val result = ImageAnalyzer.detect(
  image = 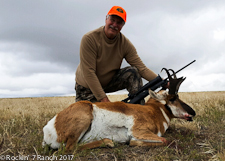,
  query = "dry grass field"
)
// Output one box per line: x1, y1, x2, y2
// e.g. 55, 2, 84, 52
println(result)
0, 91, 224, 161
